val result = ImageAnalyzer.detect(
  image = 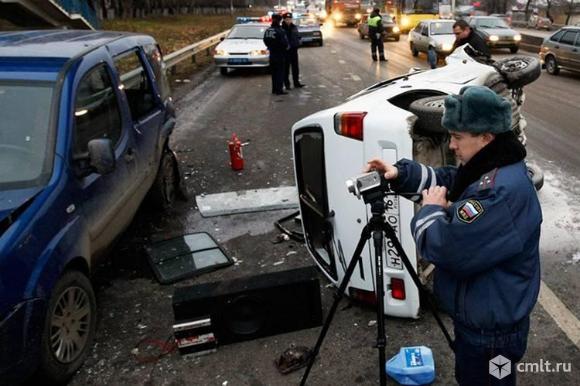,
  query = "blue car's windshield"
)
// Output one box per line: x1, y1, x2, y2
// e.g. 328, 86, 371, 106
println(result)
0, 81, 54, 189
